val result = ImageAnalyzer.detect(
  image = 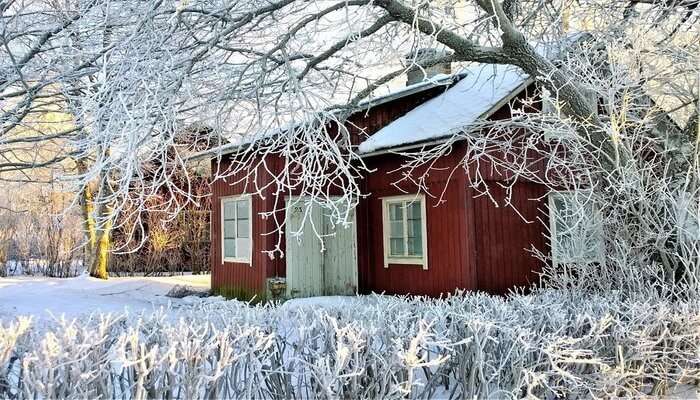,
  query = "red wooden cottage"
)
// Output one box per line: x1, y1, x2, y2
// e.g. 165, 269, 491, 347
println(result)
206, 62, 553, 299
